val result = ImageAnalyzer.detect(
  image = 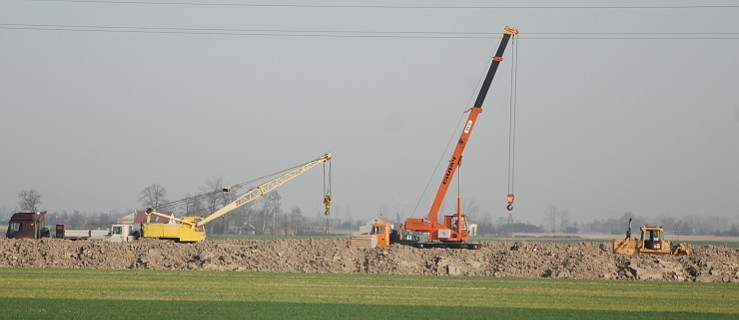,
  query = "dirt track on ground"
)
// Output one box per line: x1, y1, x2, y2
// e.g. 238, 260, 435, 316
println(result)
1, 238, 737, 282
